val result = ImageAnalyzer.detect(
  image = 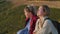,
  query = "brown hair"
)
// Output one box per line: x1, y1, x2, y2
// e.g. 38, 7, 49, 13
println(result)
41, 5, 50, 16
24, 5, 37, 16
